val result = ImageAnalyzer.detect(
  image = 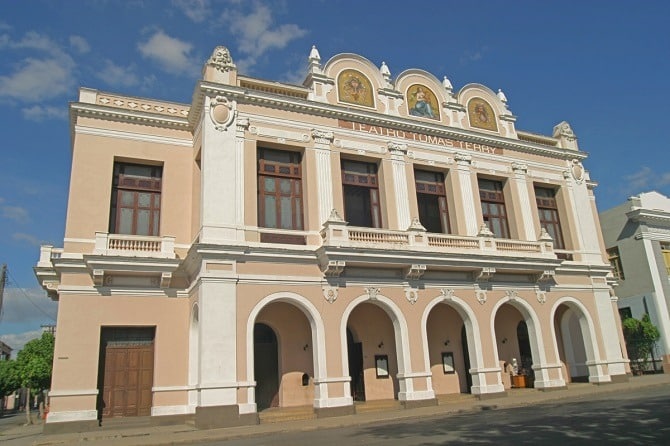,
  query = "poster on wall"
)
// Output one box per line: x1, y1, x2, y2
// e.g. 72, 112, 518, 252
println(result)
375, 355, 389, 378
442, 352, 455, 374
